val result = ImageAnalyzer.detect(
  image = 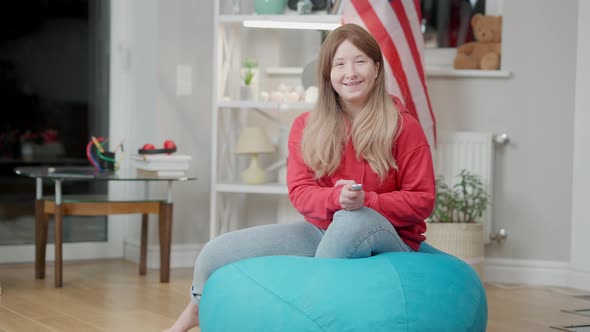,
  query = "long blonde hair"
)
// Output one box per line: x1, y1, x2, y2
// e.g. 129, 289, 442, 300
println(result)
301, 24, 401, 181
